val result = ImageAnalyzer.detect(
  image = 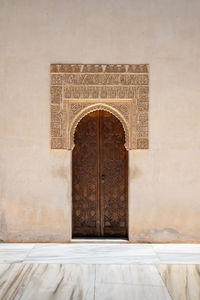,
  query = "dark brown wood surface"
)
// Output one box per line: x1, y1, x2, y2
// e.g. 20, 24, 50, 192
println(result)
72, 110, 128, 238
